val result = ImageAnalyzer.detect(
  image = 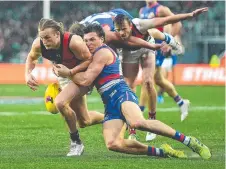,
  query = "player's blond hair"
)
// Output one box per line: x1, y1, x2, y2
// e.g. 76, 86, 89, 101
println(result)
38, 18, 64, 34
69, 21, 85, 37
